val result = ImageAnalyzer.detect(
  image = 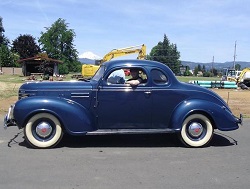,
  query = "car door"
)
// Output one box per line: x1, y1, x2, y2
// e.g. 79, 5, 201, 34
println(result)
150, 68, 187, 129
96, 68, 152, 129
